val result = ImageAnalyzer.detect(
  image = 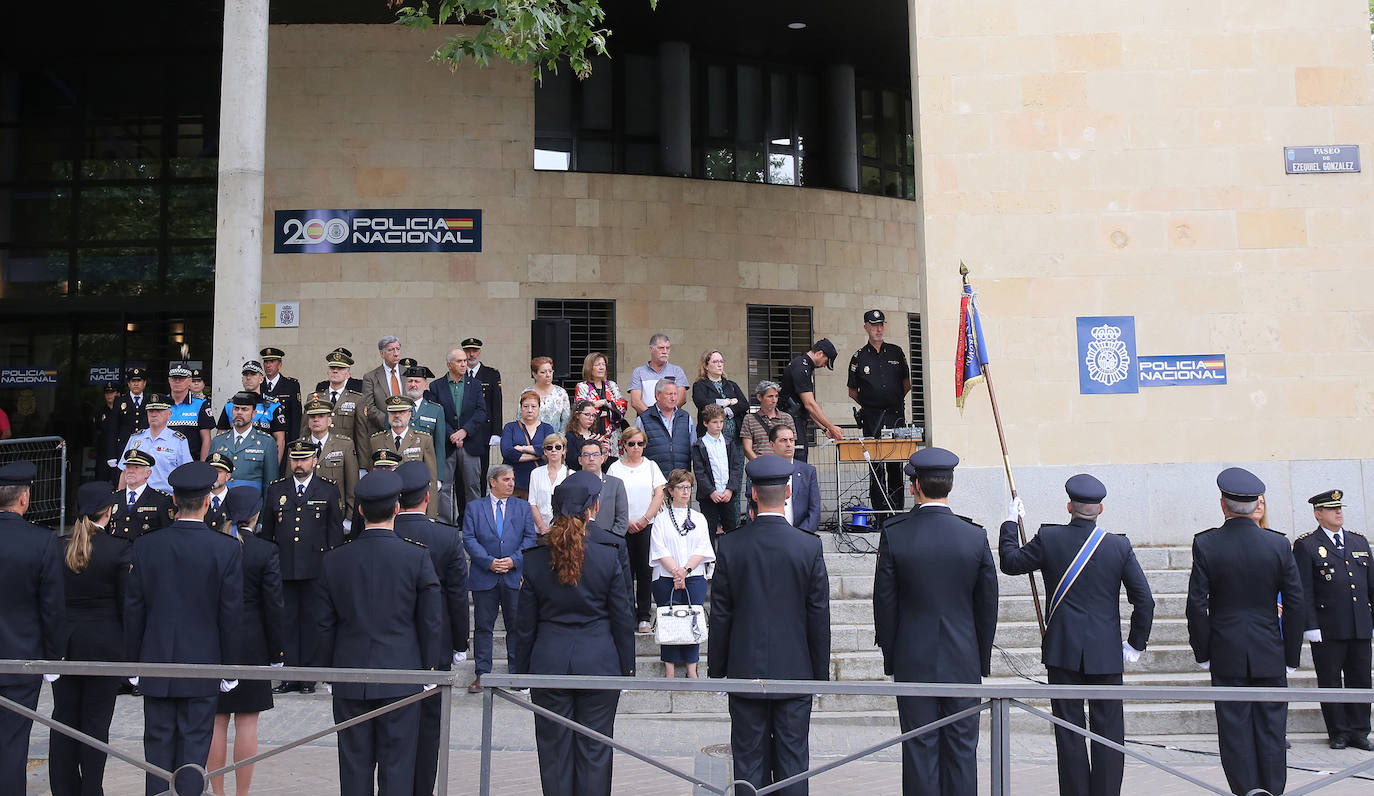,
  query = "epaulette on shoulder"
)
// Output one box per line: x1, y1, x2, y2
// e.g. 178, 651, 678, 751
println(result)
316, 474, 337, 485
213, 428, 229, 437
1195, 527, 1218, 537
956, 514, 983, 529
401, 536, 427, 548
1346, 529, 1365, 538
269, 477, 289, 486
1296, 529, 1317, 541
152, 488, 173, 498
370, 429, 388, 438
333, 433, 353, 442
169, 429, 186, 439
1267, 527, 1286, 536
